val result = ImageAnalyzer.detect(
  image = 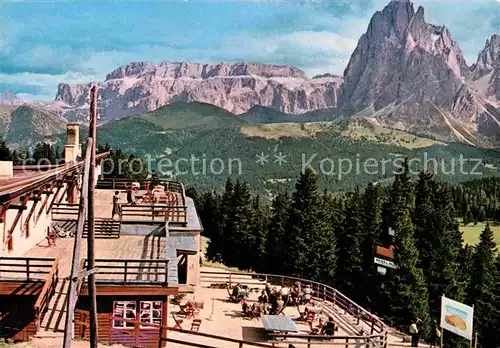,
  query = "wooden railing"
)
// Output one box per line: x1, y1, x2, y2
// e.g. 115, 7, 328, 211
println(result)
51, 203, 79, 220
120, 204, 187, 224
84, 258, 170, 285
34, 258, 59, 330
201, 270, 388, 347
0, 257, 57, 281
